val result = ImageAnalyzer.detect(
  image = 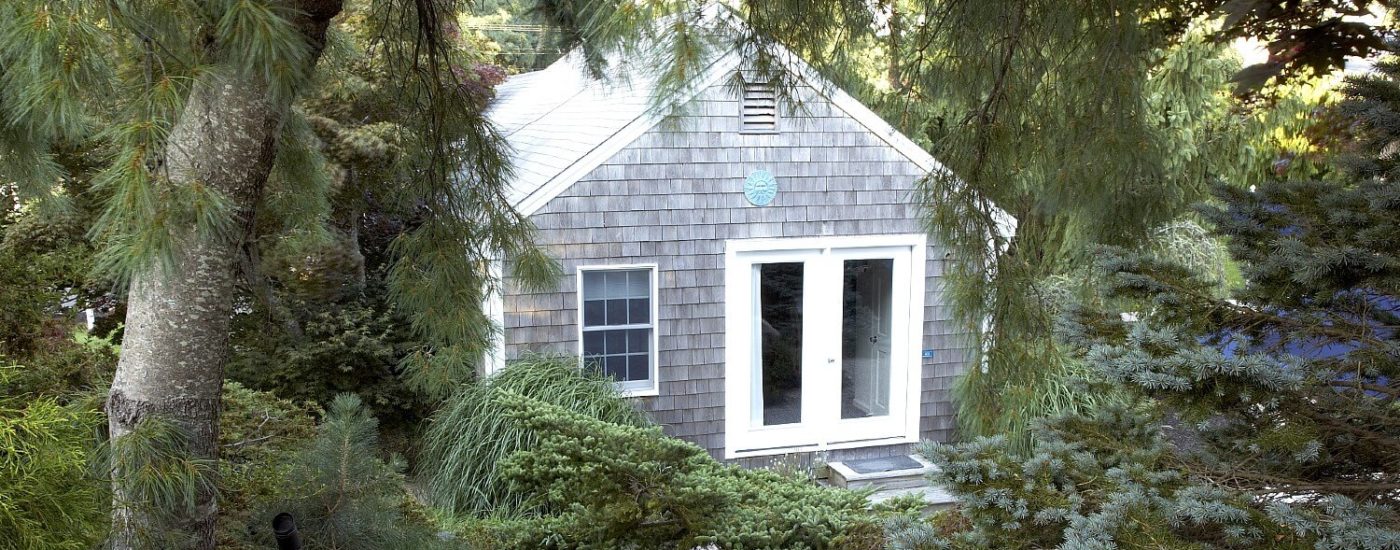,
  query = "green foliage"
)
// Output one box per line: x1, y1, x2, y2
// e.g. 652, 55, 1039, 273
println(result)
102, 417, 221, 548
463, 0, 563, 72
898, 6, 1319, 450
0, 369, 318, 550
1, 0, 319, 284
241, 393, 441, 549
901, 55, 1400, 549
462, 392, 897, 549
0, 201, 100, 358
216, 381, 320, 549
0, 221, 114, 550
0, 368, 106, 550
228, 293, 428, 438
418, 354, 650, 515
0, 331, 117, 405
3, 0, 554, 401
902, 407, 1291, 549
